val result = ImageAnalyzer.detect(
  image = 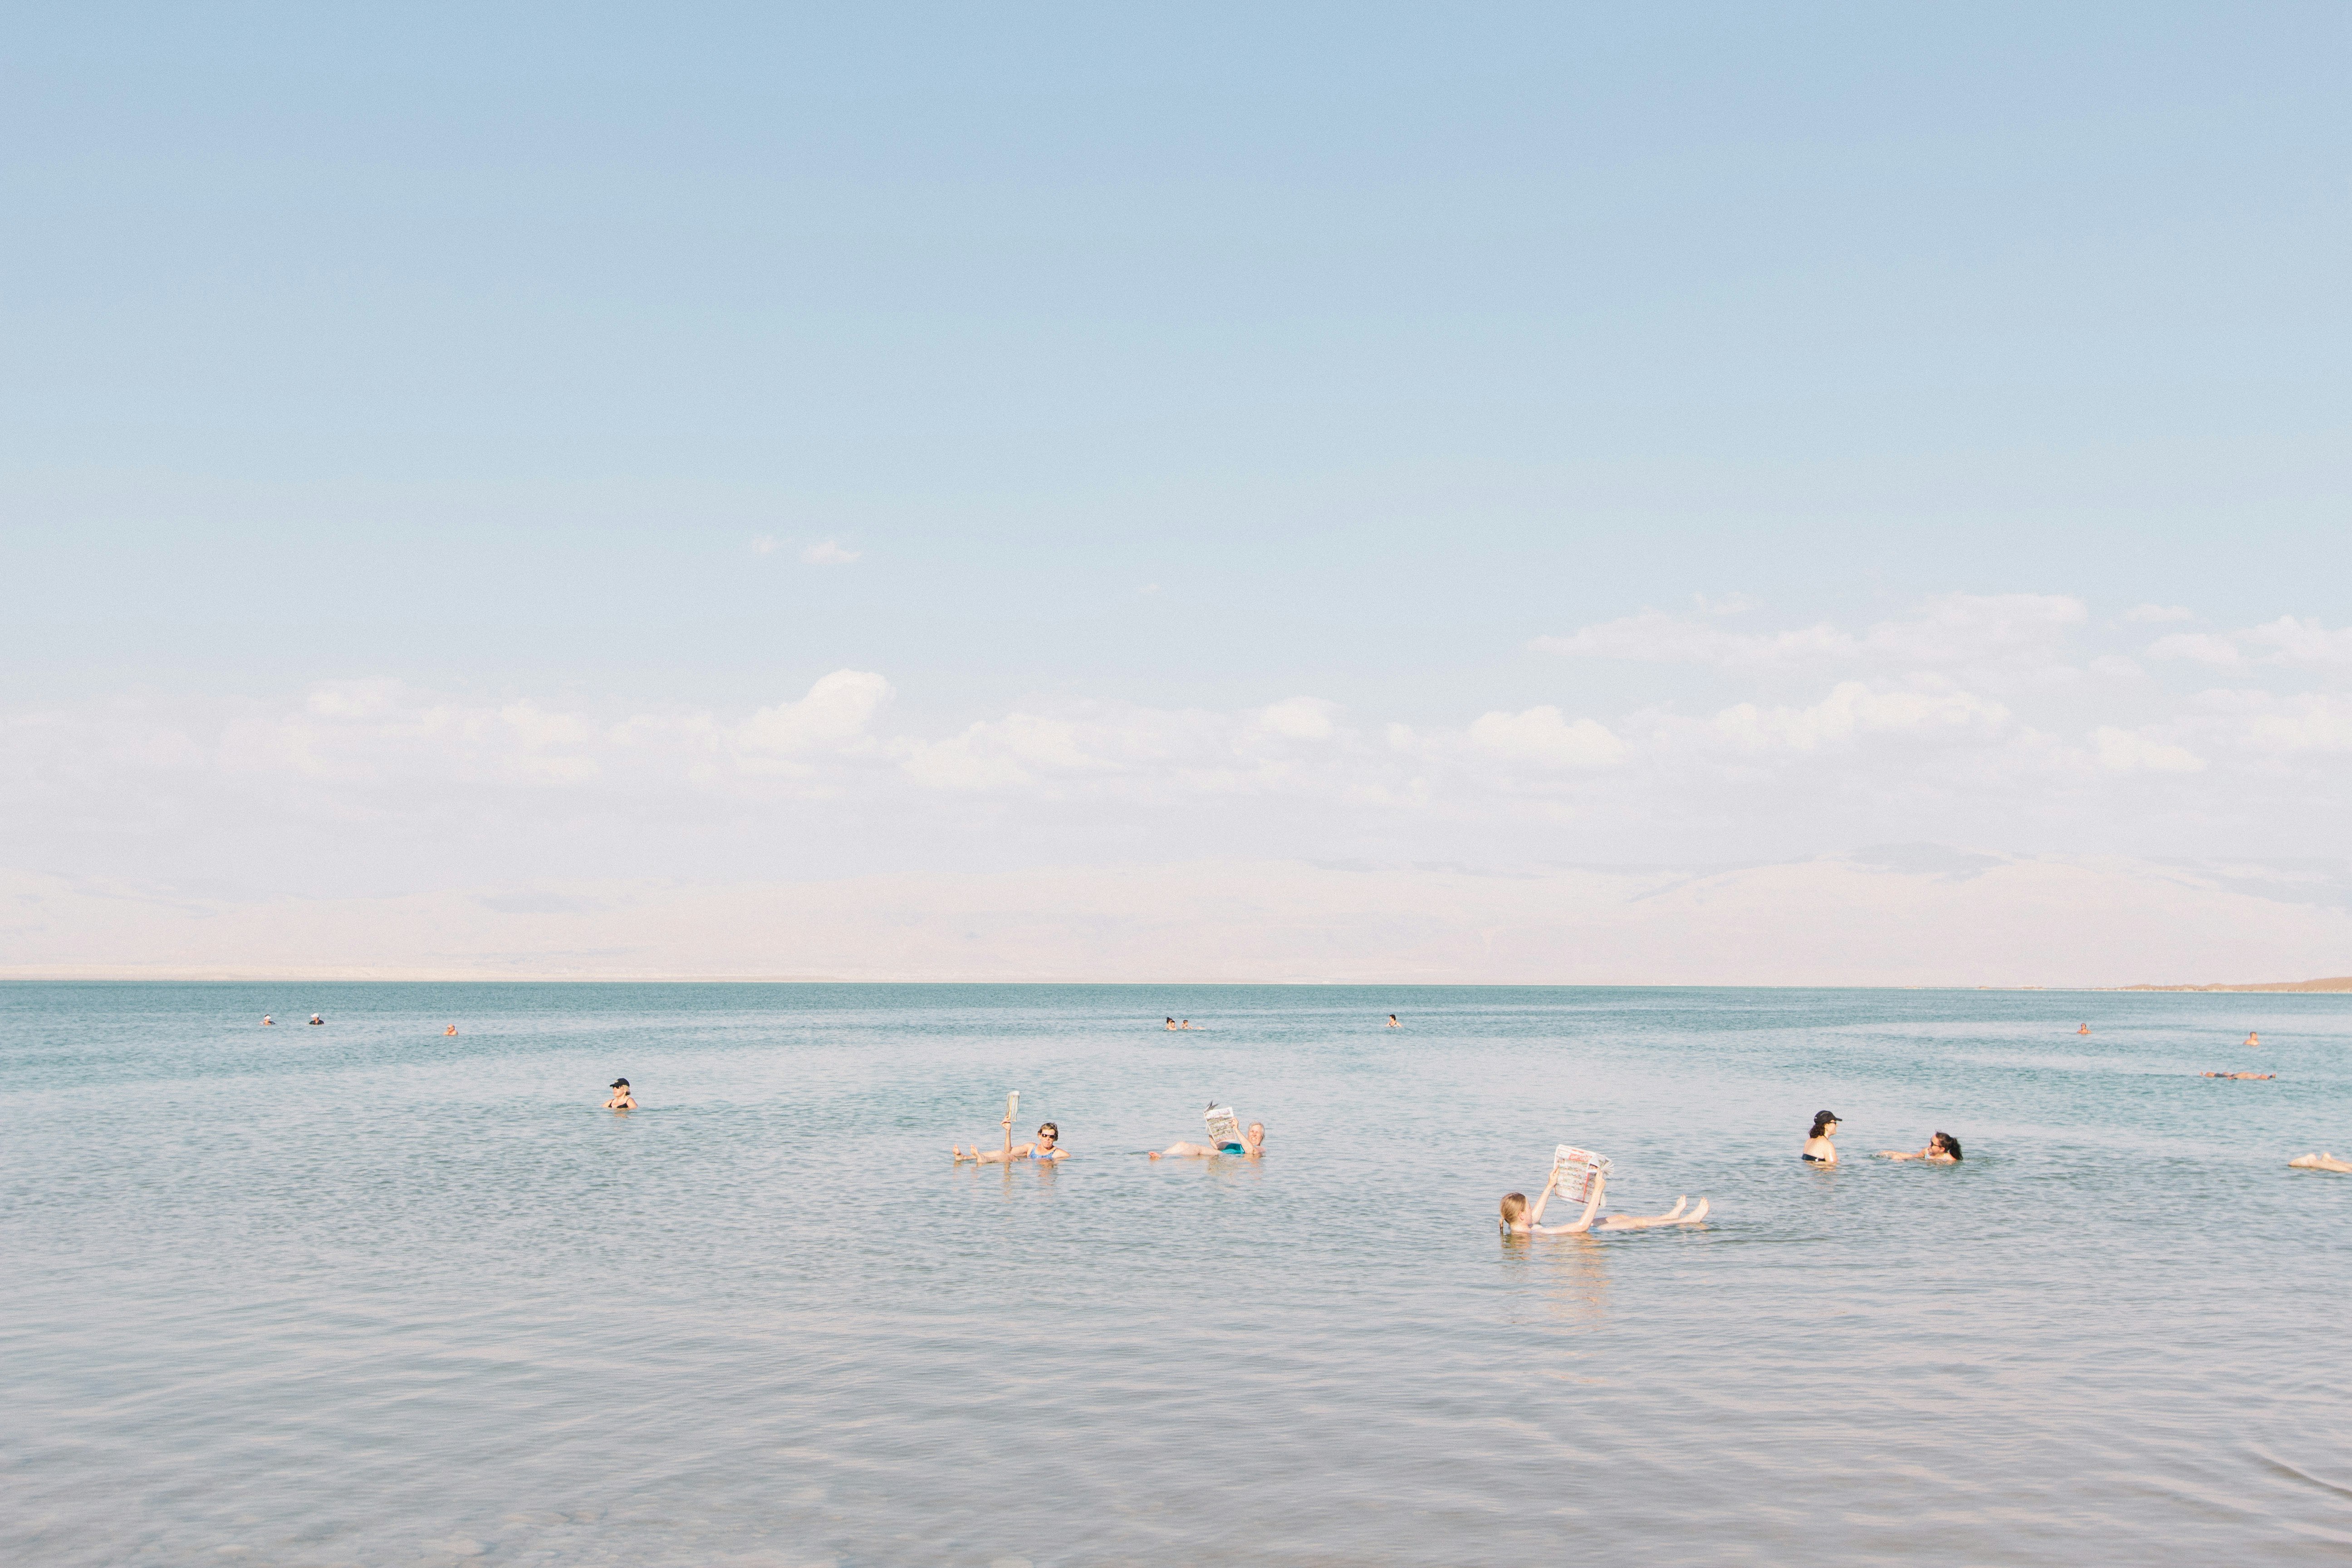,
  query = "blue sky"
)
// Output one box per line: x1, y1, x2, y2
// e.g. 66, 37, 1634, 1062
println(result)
4, 5, 2350, 950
